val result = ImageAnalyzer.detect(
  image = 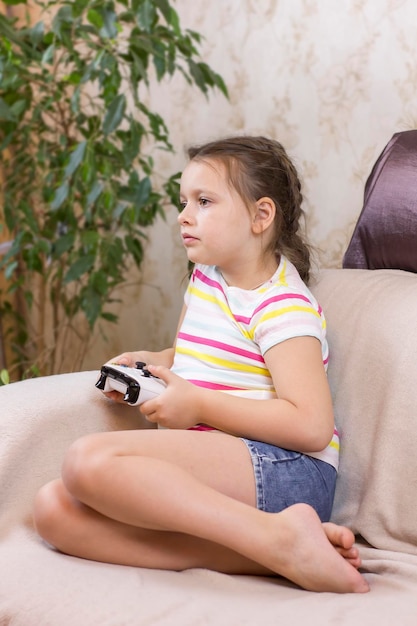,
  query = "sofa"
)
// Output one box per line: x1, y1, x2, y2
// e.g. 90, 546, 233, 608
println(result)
1, 267, 417, 625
